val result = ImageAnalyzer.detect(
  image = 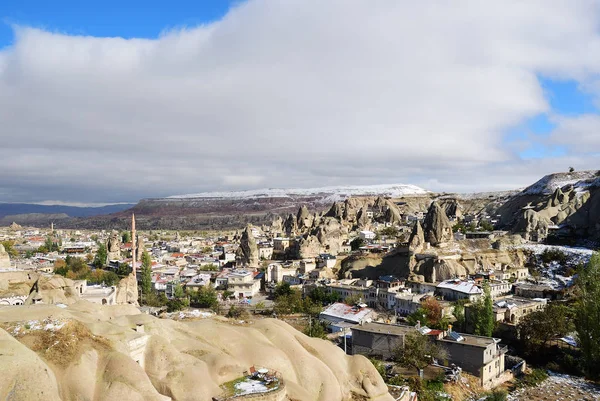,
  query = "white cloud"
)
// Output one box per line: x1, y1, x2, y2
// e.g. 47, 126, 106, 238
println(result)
2, 0, 600, 202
